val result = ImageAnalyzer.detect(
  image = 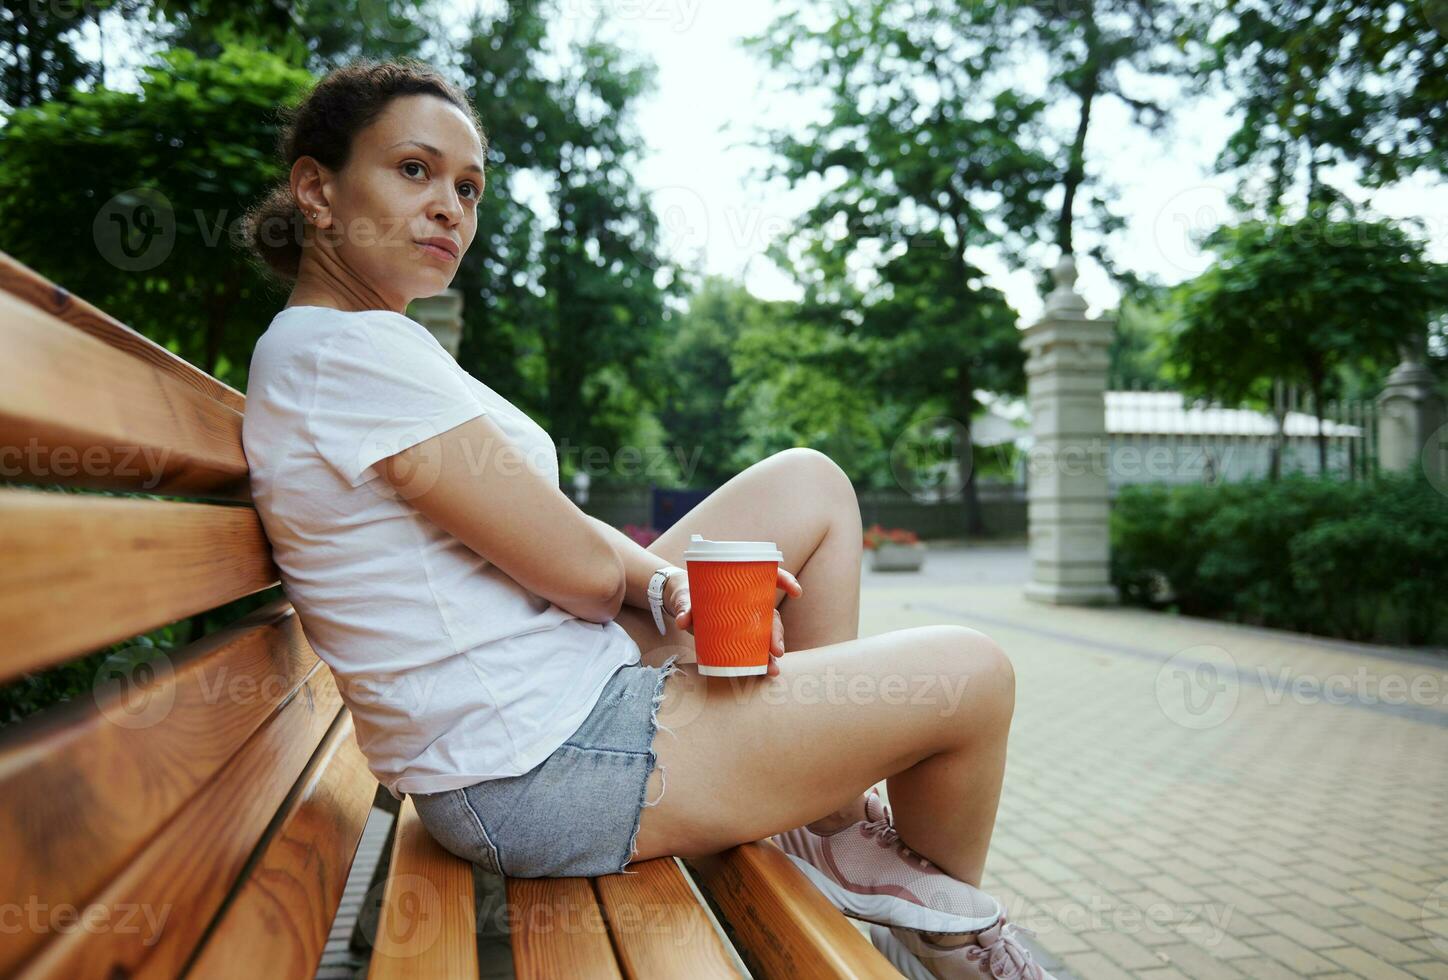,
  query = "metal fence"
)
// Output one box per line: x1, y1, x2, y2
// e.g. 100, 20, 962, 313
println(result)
1103, 378, 1380, 487
568, 482, 1027, 540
